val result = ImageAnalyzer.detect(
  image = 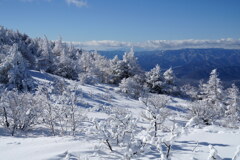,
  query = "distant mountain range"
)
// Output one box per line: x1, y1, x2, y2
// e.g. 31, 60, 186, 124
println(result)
98, 48, 240, 87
